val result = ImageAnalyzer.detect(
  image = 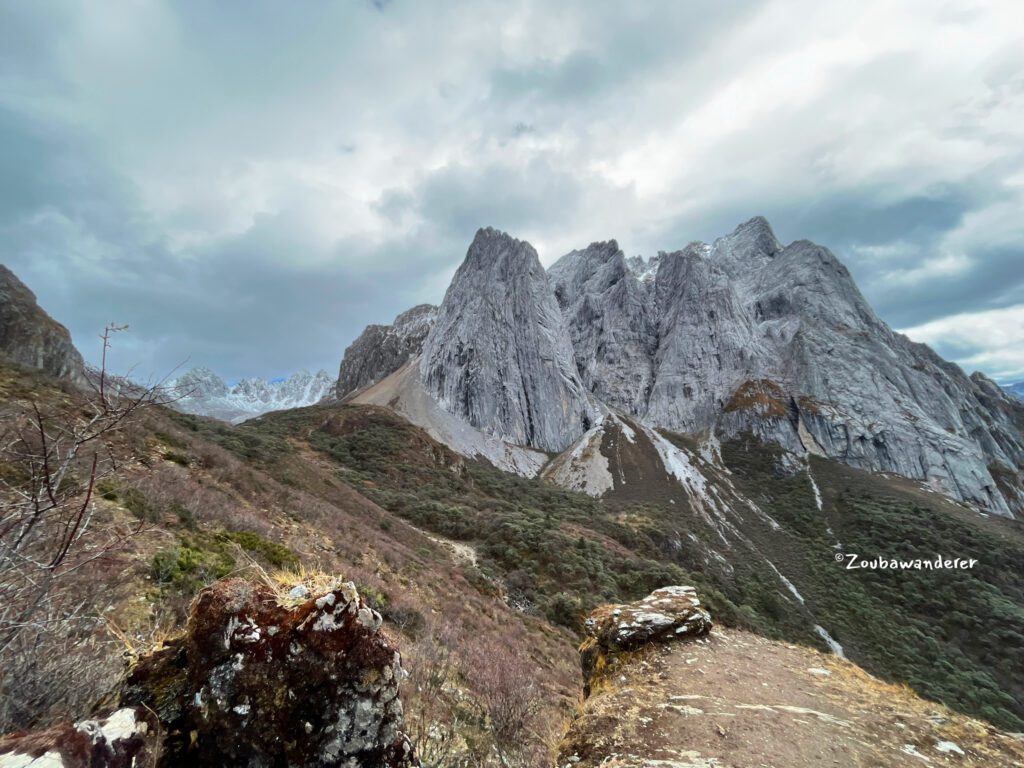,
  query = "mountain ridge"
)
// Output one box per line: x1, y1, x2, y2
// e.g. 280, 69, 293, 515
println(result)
334, 218, 1024, 517
171, 366, 334, 423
